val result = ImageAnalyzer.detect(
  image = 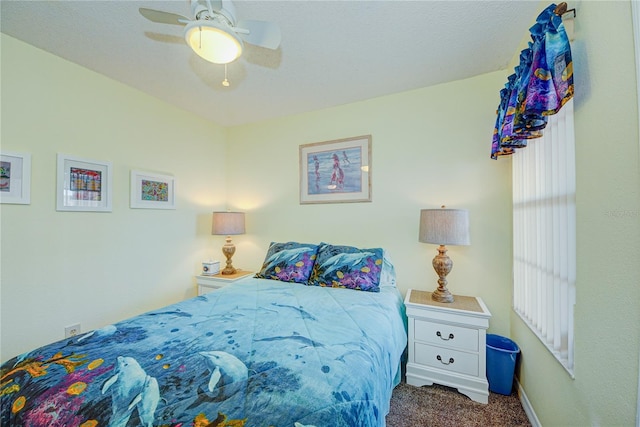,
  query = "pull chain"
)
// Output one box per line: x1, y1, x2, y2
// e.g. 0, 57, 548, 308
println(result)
222, 64, 230, 87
